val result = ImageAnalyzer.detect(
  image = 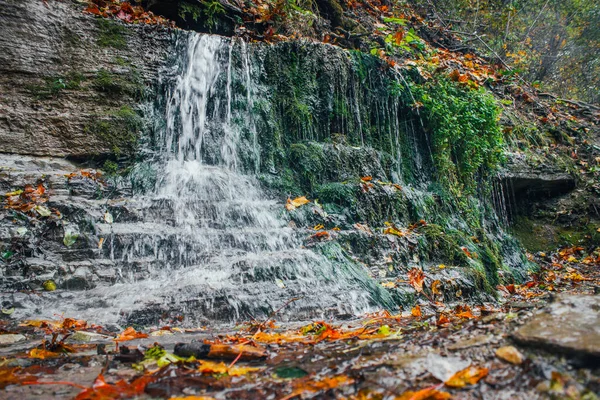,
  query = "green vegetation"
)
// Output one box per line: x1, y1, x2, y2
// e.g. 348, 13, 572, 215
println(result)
96, 19, 127, 49
84, 105, 142, 156
93, 68, 144, 98
401, 77, 504, 194
27, 72, 84, 99
179, 1, 225, 31
412, 0, 600, 103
